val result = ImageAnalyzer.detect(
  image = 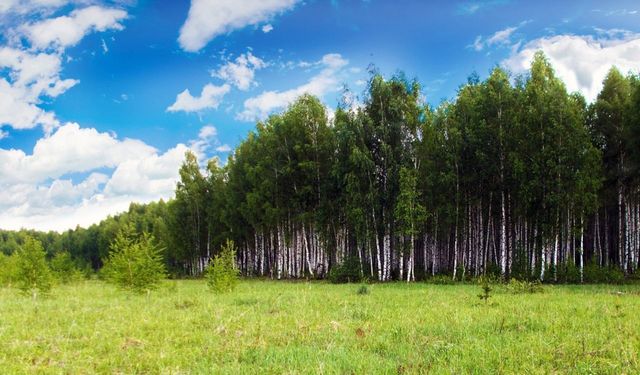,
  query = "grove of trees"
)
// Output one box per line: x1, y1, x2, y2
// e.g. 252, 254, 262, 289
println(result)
2, 52, 640, 283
